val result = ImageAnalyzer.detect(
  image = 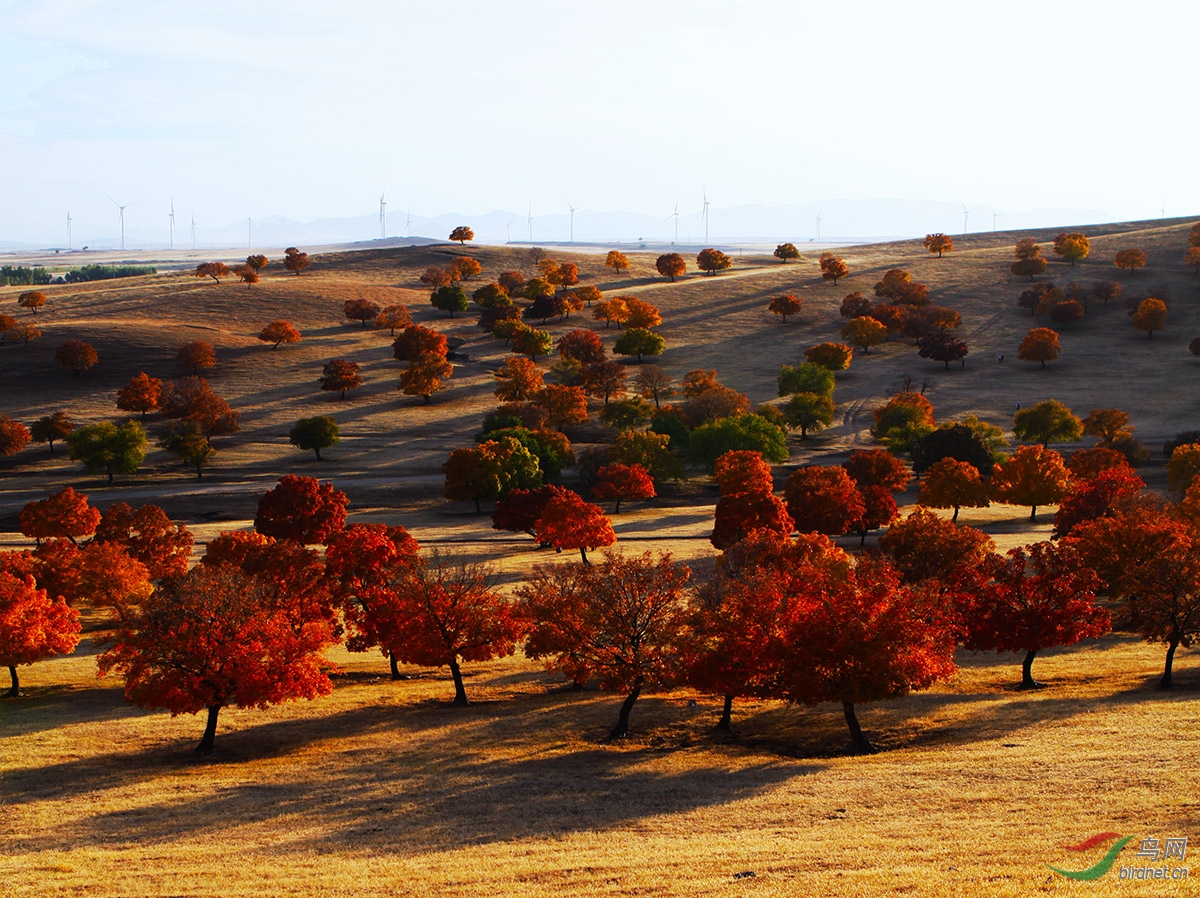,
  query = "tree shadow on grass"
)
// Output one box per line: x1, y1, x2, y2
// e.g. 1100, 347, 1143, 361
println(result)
4, 692, 811, 854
